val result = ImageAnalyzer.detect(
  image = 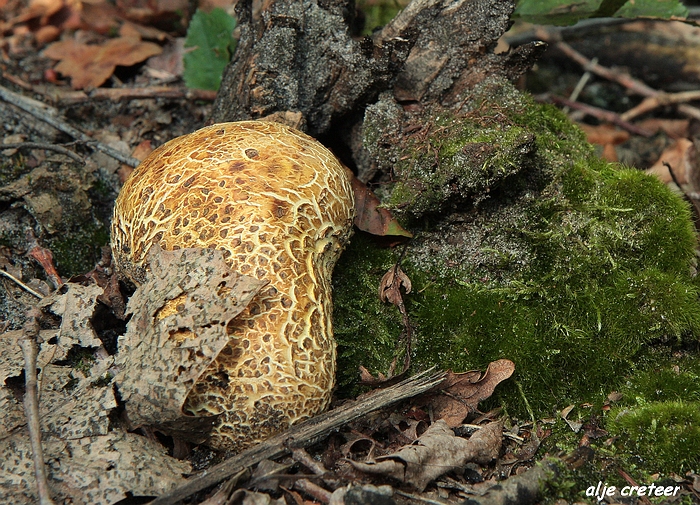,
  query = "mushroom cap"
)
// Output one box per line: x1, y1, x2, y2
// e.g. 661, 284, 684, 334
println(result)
111, 121, 355, 450
112, 121, 354, 285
